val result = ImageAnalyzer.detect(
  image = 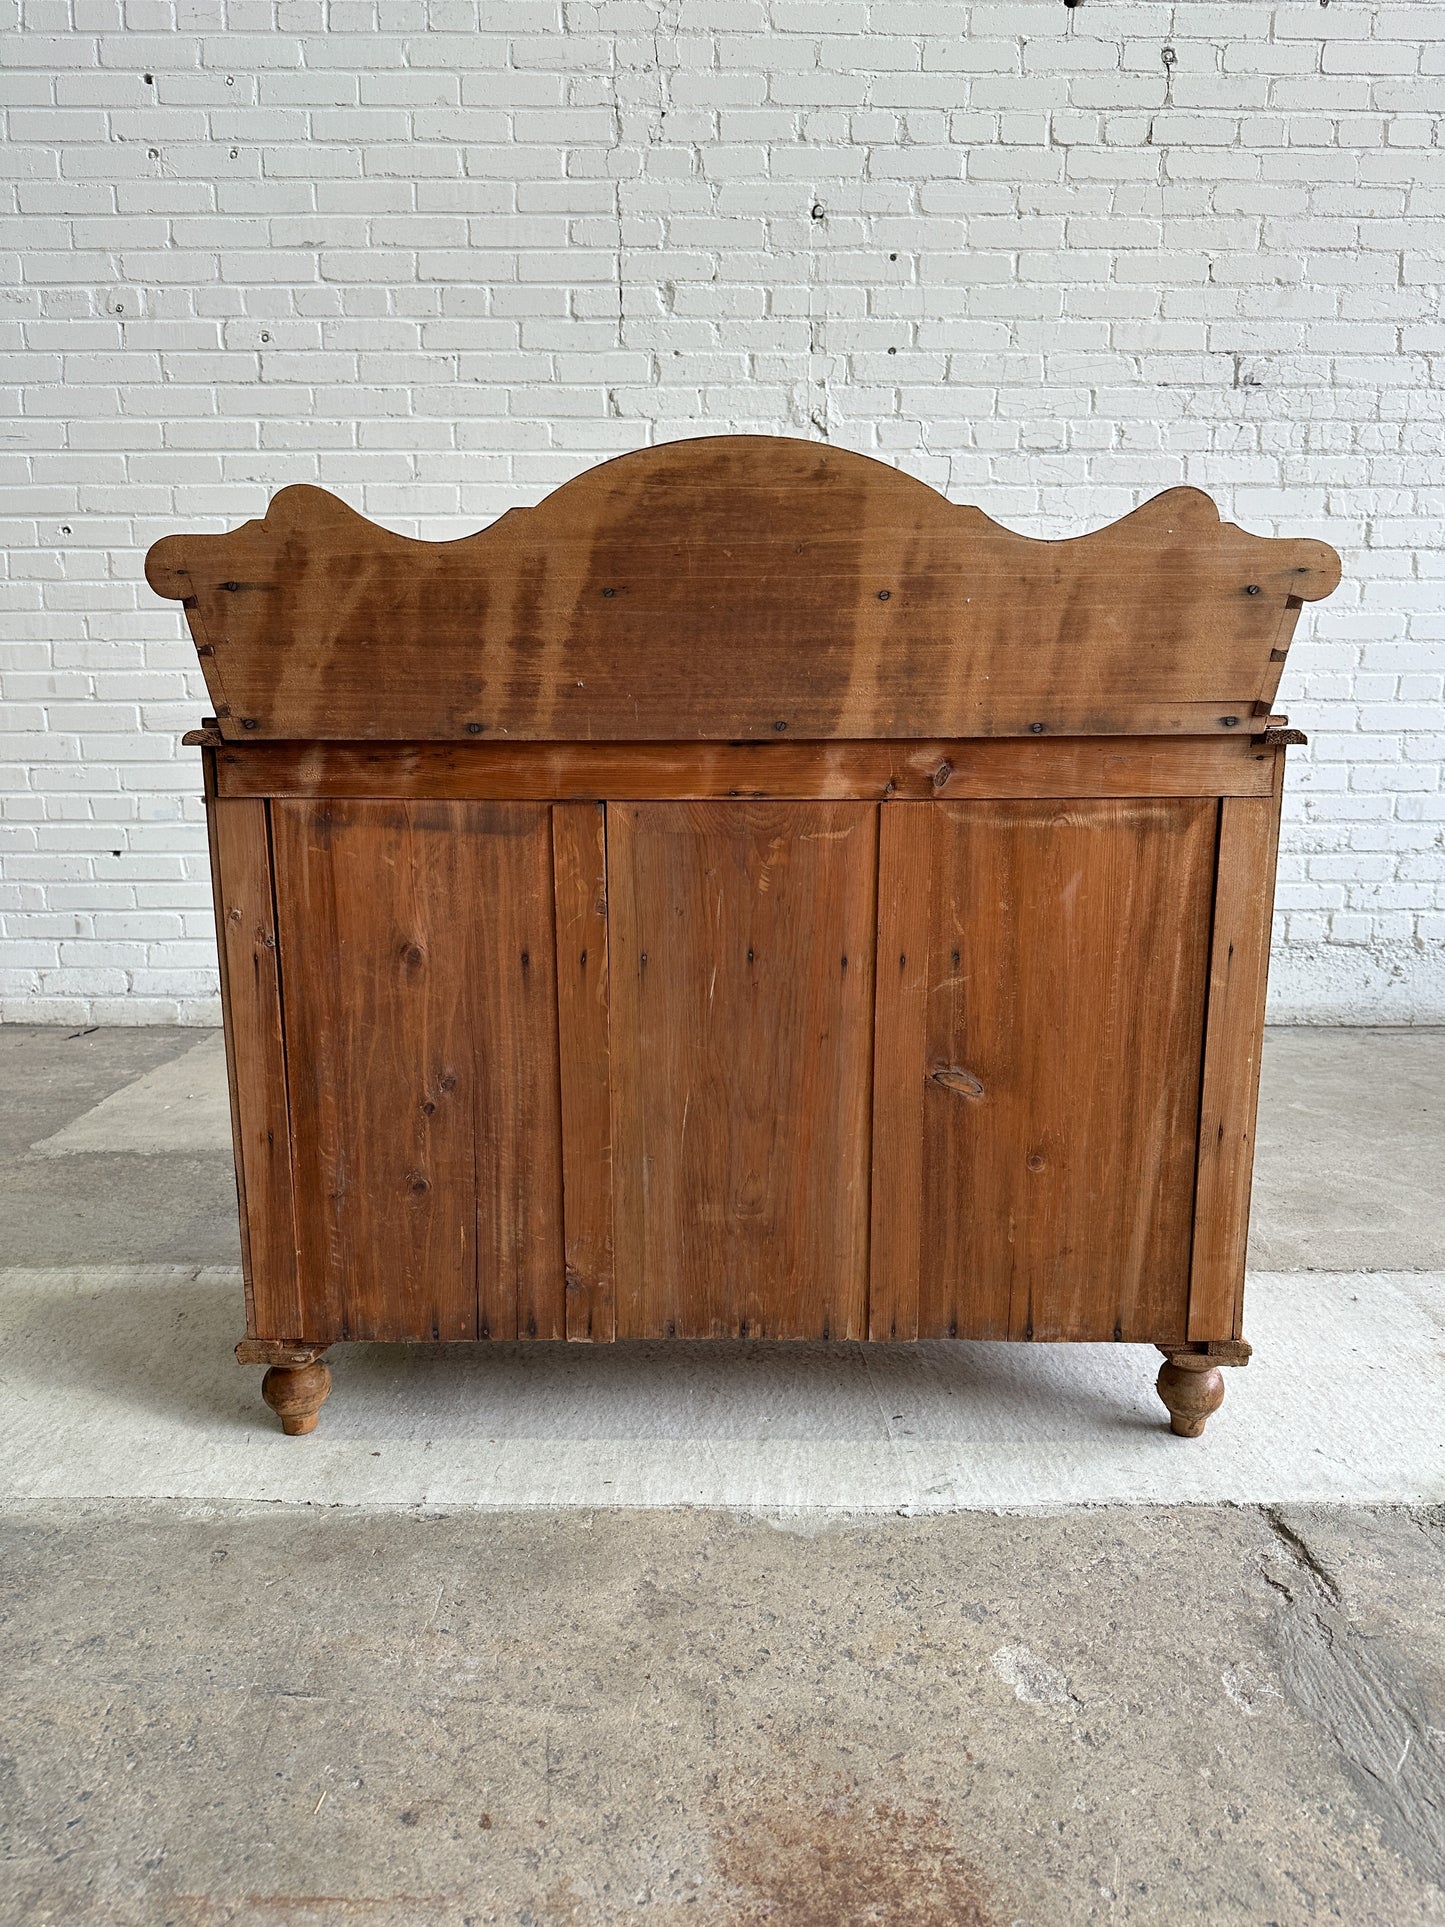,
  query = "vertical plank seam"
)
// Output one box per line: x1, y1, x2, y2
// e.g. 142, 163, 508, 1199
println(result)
859, 800, 883, 1343
468, 913, 482, 1341
1183, 796, 1227, 1347
547, 805, 568, 1341
606, 805, 631, 1335
262, 796, 306, 1339
554, 803, 578, 1341
466, 810, 482, 1343
599, 799, 615, 1342
914, 805, 932, 1343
